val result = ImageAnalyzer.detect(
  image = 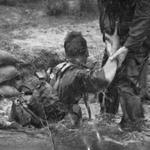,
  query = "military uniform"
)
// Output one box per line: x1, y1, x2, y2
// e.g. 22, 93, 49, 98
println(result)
98, 0, 150, 126
50, 60, 108, 124
11, 80, 66, 128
